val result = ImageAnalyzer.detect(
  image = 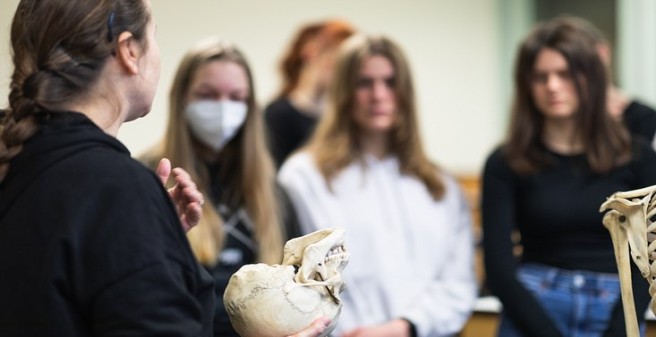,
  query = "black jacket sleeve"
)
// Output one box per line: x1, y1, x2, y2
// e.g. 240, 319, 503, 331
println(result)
623, 100, 656, 144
